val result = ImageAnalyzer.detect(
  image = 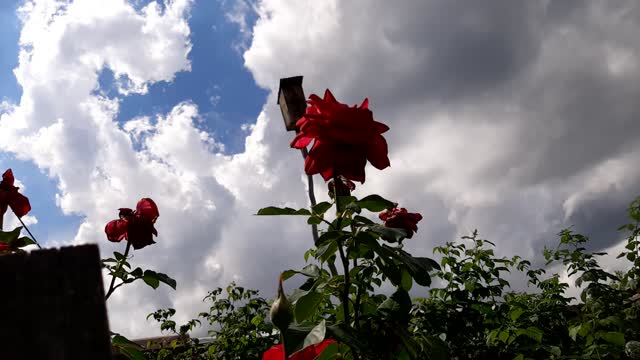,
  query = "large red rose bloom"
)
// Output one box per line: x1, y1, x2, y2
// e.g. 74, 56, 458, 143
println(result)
290, 90, 390, 183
